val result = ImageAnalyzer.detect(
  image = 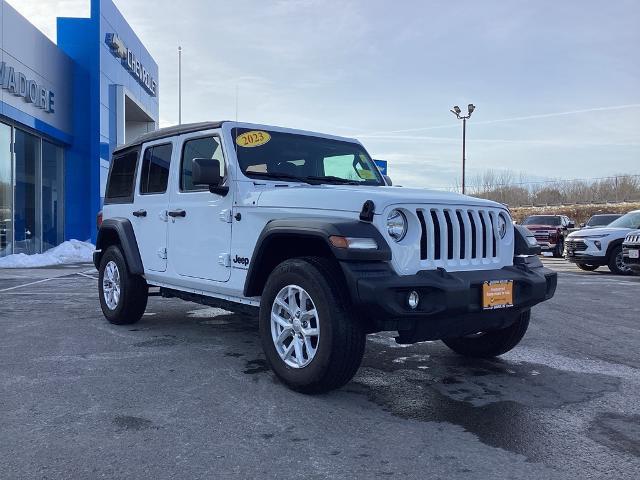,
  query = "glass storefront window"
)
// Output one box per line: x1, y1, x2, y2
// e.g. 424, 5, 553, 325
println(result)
42, 141, 64, 252
14, 129, 41, 255
0, 122, 64, 256
0, 123, 12, 258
